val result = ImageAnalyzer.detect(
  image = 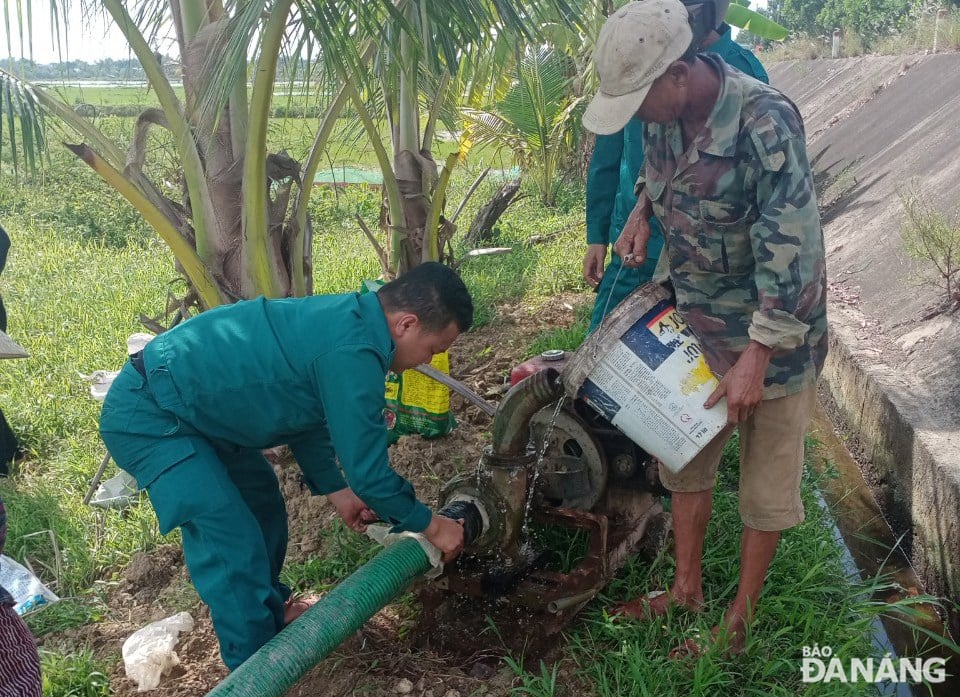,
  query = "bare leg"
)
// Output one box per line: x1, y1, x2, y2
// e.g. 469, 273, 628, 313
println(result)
721, 526, 780, 646
617, 489, 713, 618
670, 525, 780, 658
